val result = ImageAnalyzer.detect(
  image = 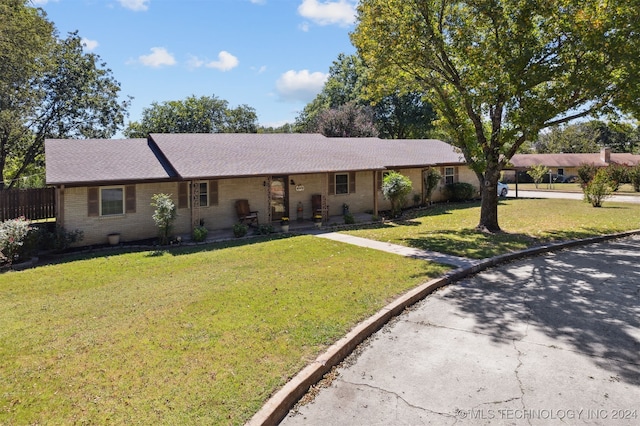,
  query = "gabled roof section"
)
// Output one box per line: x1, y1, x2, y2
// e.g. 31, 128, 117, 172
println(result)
45, 138, 176, 186
149, 133, 465, 179
45, 134, 466, 185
